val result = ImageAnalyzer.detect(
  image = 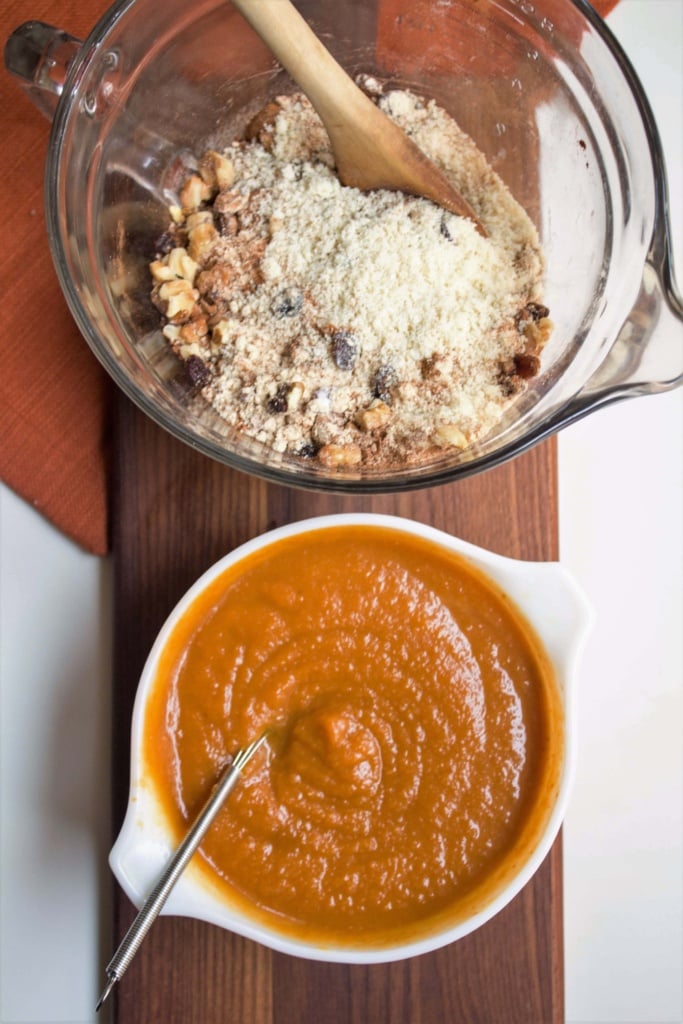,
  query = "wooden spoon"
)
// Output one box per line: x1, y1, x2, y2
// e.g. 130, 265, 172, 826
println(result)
230, 0, 487, 235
